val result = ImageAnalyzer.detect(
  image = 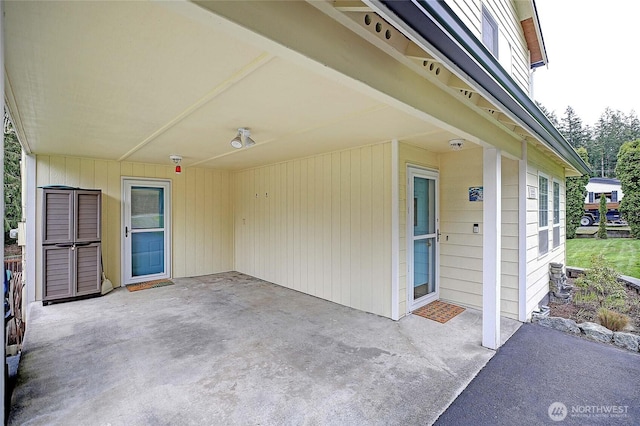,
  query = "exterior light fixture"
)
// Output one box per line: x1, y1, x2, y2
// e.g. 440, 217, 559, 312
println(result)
169, 155, 182, 174
230, 127, 256, 149
449, 139, 464, 151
